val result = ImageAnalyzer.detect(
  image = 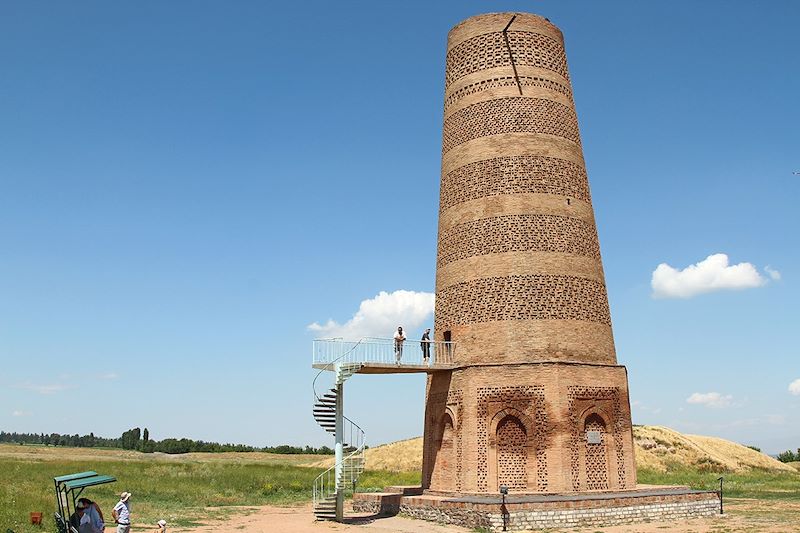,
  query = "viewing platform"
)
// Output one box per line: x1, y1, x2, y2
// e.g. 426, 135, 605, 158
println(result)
312, 337, 456, 374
